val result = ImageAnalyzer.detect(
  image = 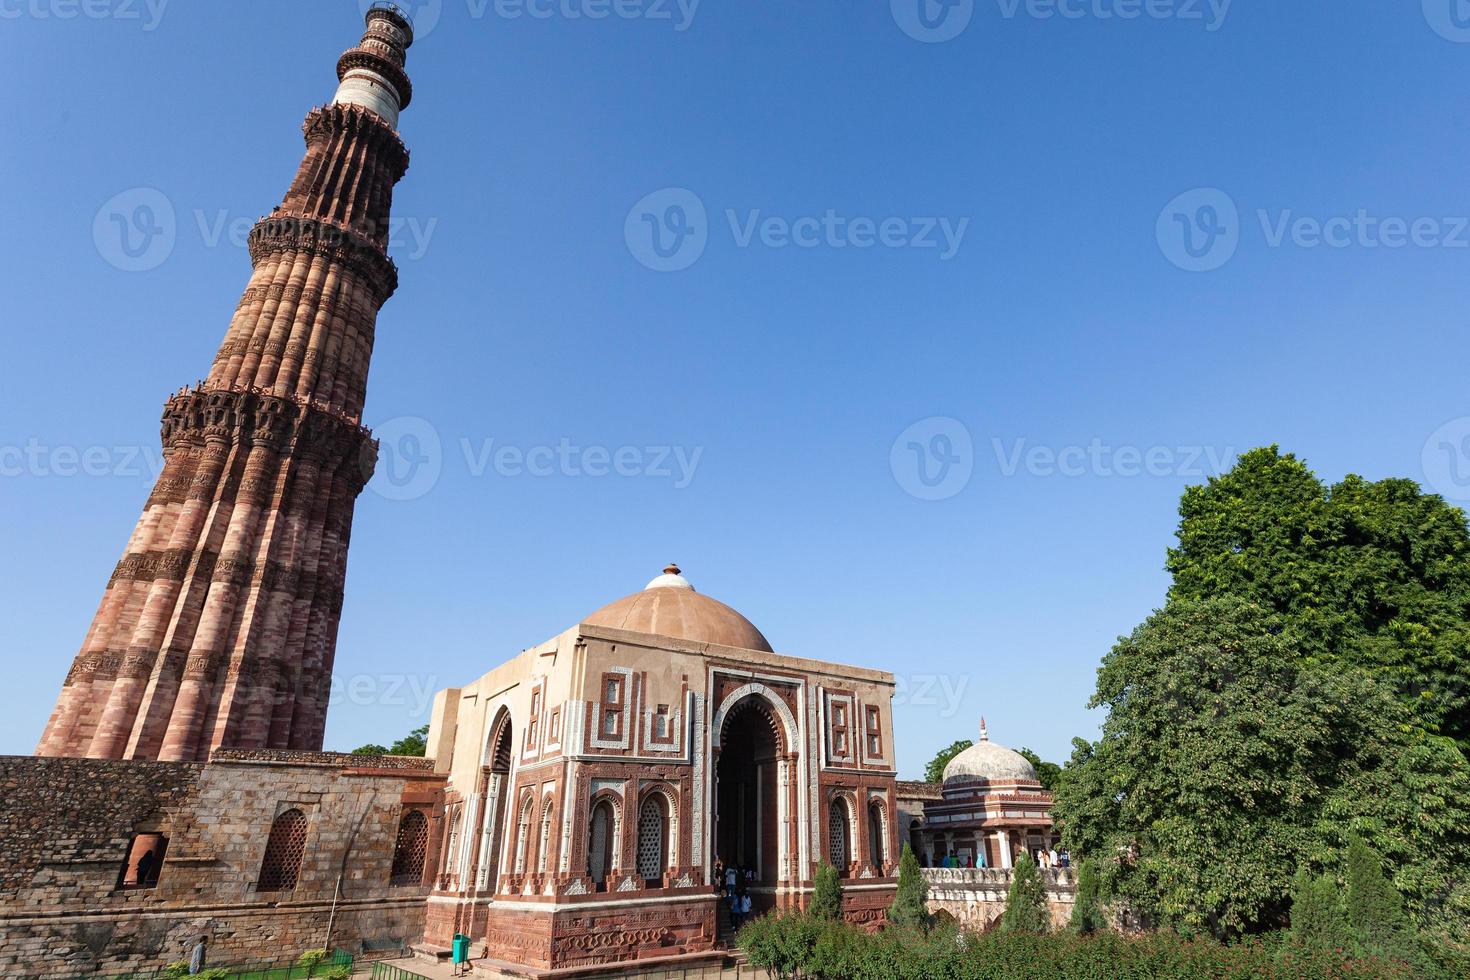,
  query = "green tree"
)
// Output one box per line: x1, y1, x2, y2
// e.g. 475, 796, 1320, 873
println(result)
887, 843, 930, 931
924, 739, 972, 783
1018, 747, 1062, 791
1344, 837, 1416, 961
811, 861, 843, 921
1068, 859, 1107, 935
1166, 446, 1470, 753
351, 724, 429, 757
1000, 852, 1050, 934
1051, 595, 1470, 939
1289, 868, 1351, 952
